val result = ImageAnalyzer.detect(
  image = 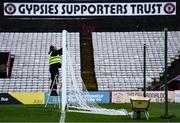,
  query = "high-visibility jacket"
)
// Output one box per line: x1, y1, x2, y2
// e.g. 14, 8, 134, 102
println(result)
48, 51, 62, 65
